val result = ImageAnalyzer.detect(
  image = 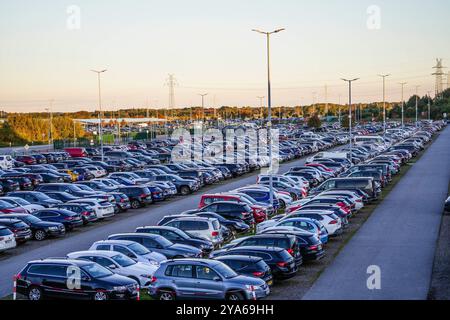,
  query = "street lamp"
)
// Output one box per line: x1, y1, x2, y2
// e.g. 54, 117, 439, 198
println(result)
399, 82, 407, 127
415, 85, 420, 126
378, 74, 390, 135
252, 27, 285, 206
91, 69, 107, 161
341, 78, 360, 164
45, 104, 53, 146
